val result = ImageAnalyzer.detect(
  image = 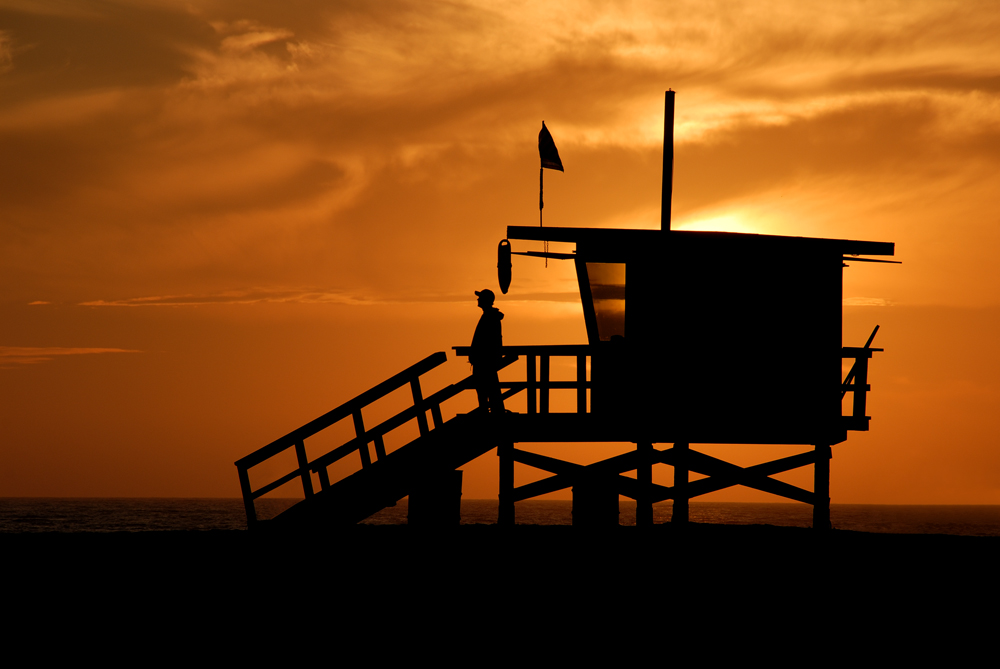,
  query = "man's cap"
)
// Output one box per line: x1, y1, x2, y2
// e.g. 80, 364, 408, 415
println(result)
475, 289, 495, 304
